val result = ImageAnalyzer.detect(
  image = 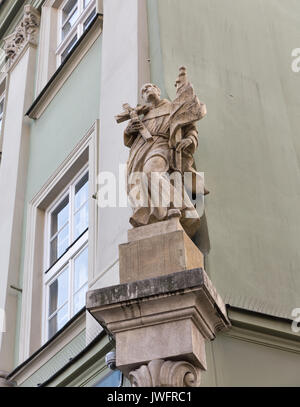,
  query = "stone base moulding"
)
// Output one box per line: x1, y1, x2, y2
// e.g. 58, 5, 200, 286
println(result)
87, 268, 231, 386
